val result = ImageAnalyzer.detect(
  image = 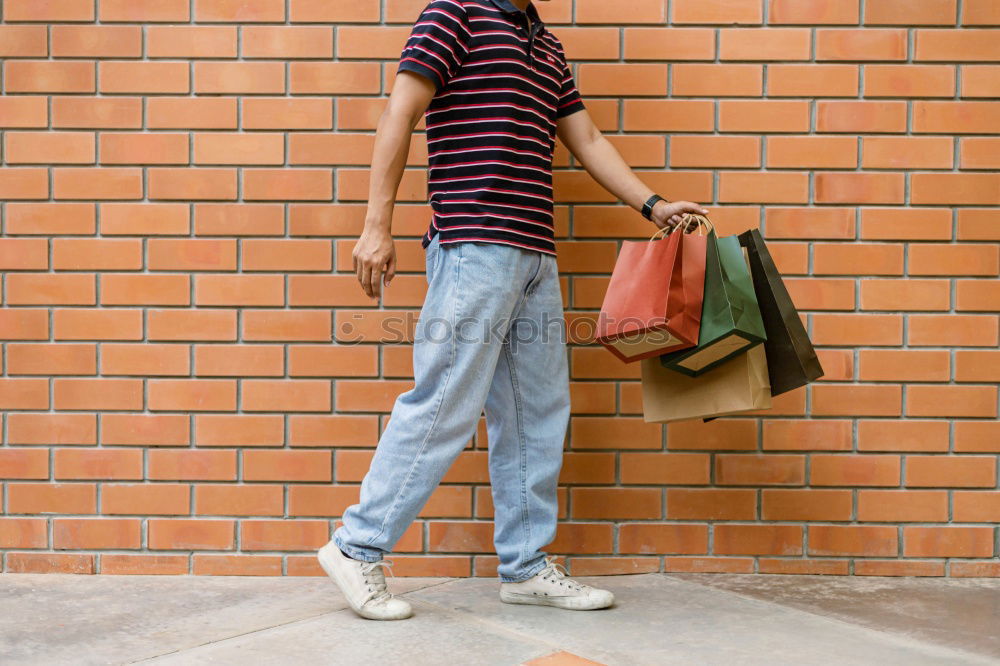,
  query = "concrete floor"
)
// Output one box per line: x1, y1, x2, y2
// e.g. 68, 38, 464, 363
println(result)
1, 572, 999, 665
